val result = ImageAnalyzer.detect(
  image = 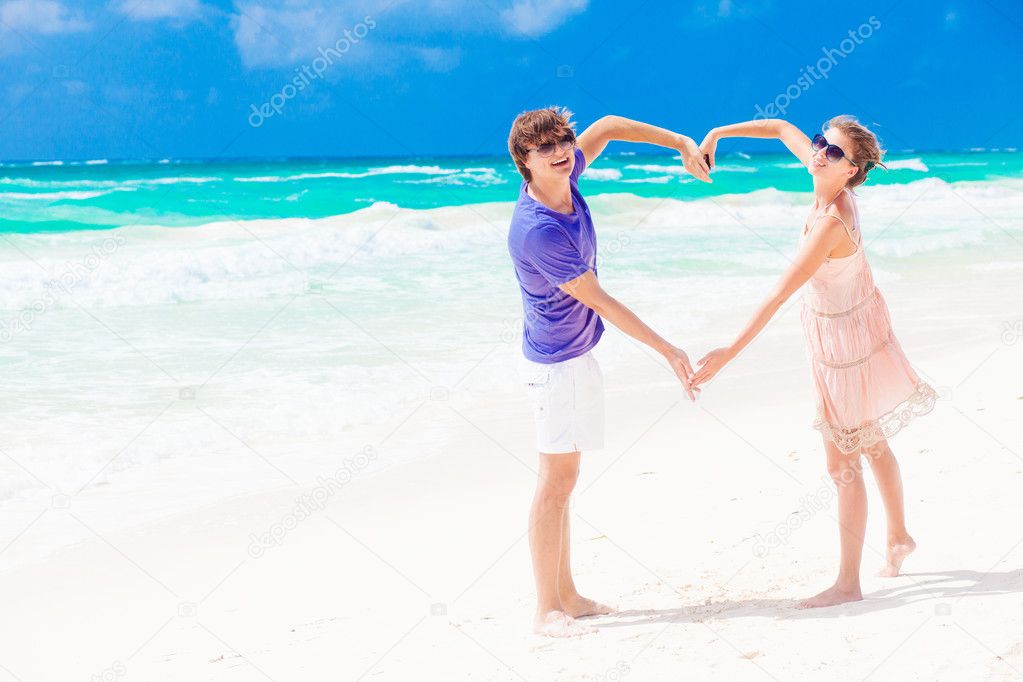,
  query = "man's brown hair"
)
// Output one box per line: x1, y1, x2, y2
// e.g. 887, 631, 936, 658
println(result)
507, 106, 576, 182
